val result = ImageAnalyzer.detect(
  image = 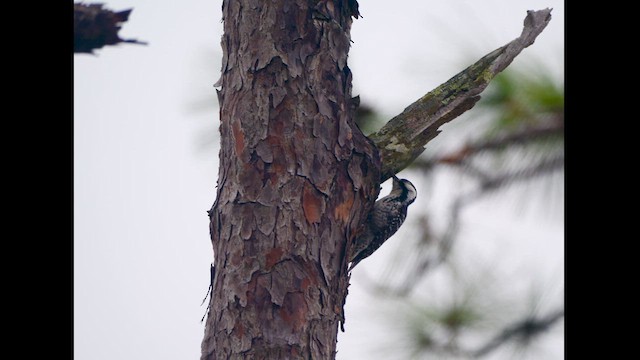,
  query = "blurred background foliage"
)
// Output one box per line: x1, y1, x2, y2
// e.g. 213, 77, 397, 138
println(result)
353, 63, 564, 359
